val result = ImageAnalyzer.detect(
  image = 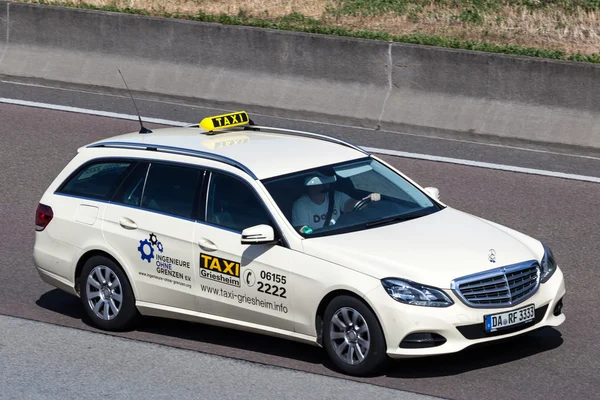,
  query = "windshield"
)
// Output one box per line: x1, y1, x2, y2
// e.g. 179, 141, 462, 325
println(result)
261, 157, 443, 238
